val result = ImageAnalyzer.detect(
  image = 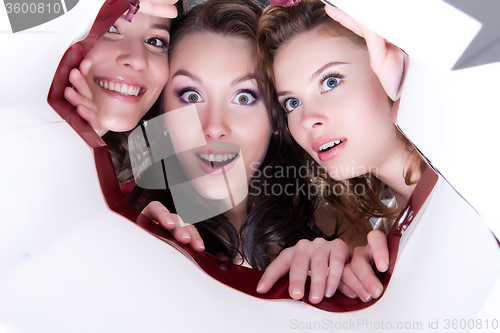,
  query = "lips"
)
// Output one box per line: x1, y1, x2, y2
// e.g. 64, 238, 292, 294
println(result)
93, 76, 146, 99
312, 136, 347, 162
196, 143, 240, 175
